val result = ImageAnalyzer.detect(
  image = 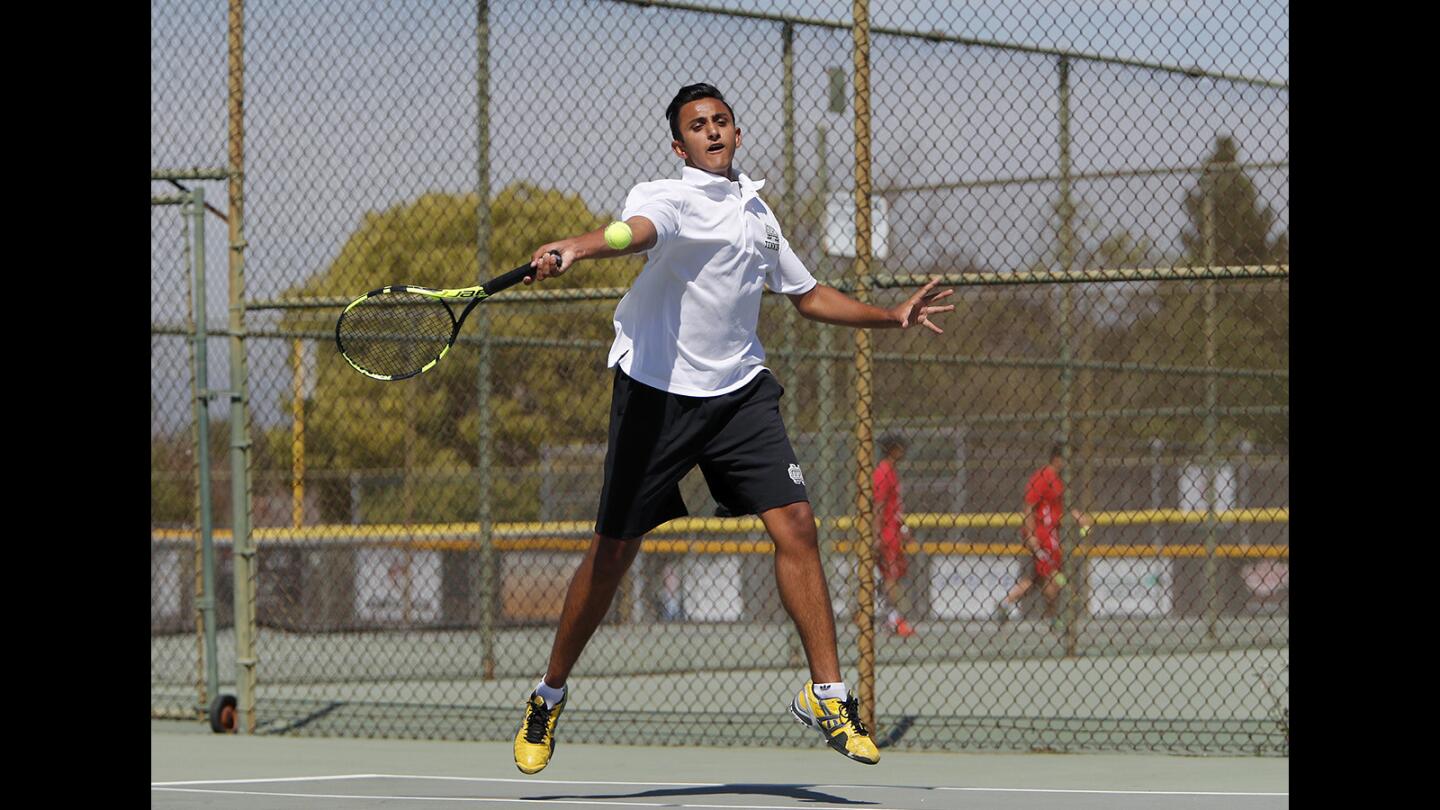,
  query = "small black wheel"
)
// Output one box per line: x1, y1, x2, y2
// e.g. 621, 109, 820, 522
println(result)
208, 693, 238, 733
